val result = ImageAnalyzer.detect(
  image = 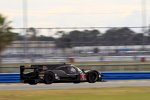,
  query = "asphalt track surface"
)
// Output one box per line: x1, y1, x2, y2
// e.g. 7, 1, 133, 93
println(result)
0, 80, 150, 90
